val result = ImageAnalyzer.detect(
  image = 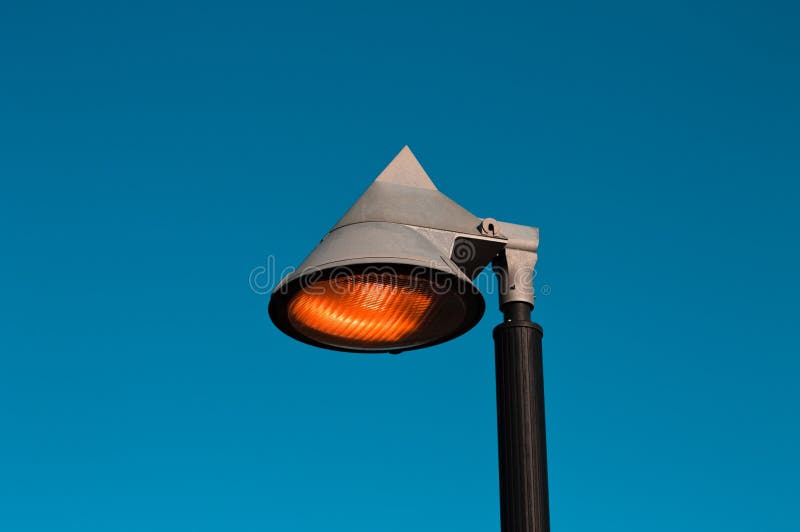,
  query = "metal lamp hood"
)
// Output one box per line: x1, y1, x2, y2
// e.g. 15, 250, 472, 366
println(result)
268, 146, 539, 353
